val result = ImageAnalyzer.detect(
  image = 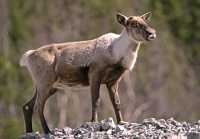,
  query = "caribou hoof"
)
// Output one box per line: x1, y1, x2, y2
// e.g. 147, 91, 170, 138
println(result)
119, 121, 128, 125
